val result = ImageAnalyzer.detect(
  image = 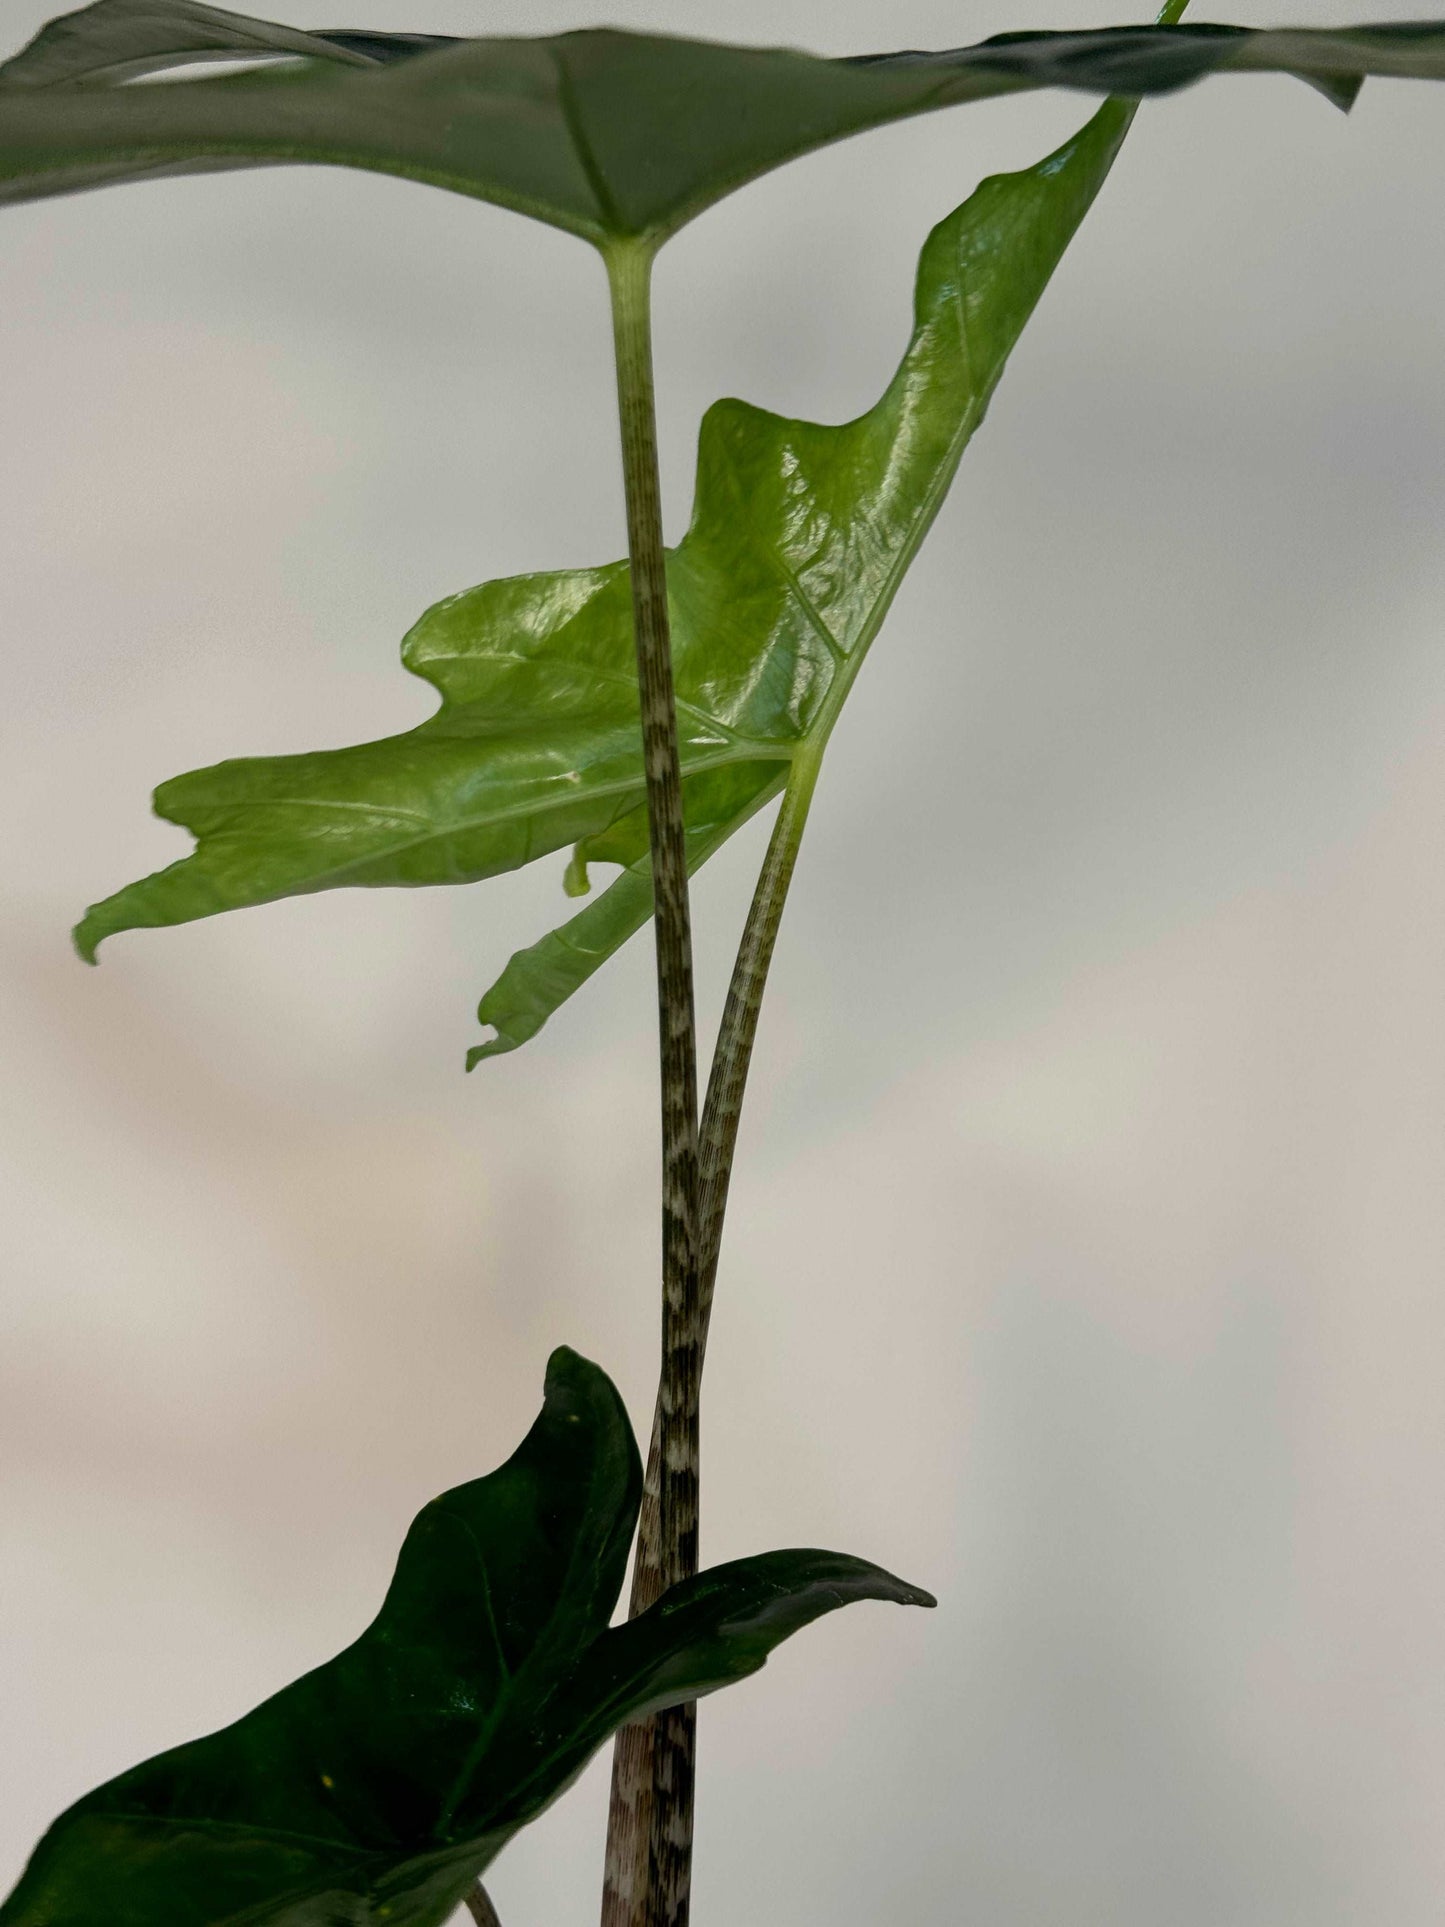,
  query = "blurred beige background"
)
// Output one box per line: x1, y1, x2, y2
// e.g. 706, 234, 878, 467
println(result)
3, 1, 1444, 1921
